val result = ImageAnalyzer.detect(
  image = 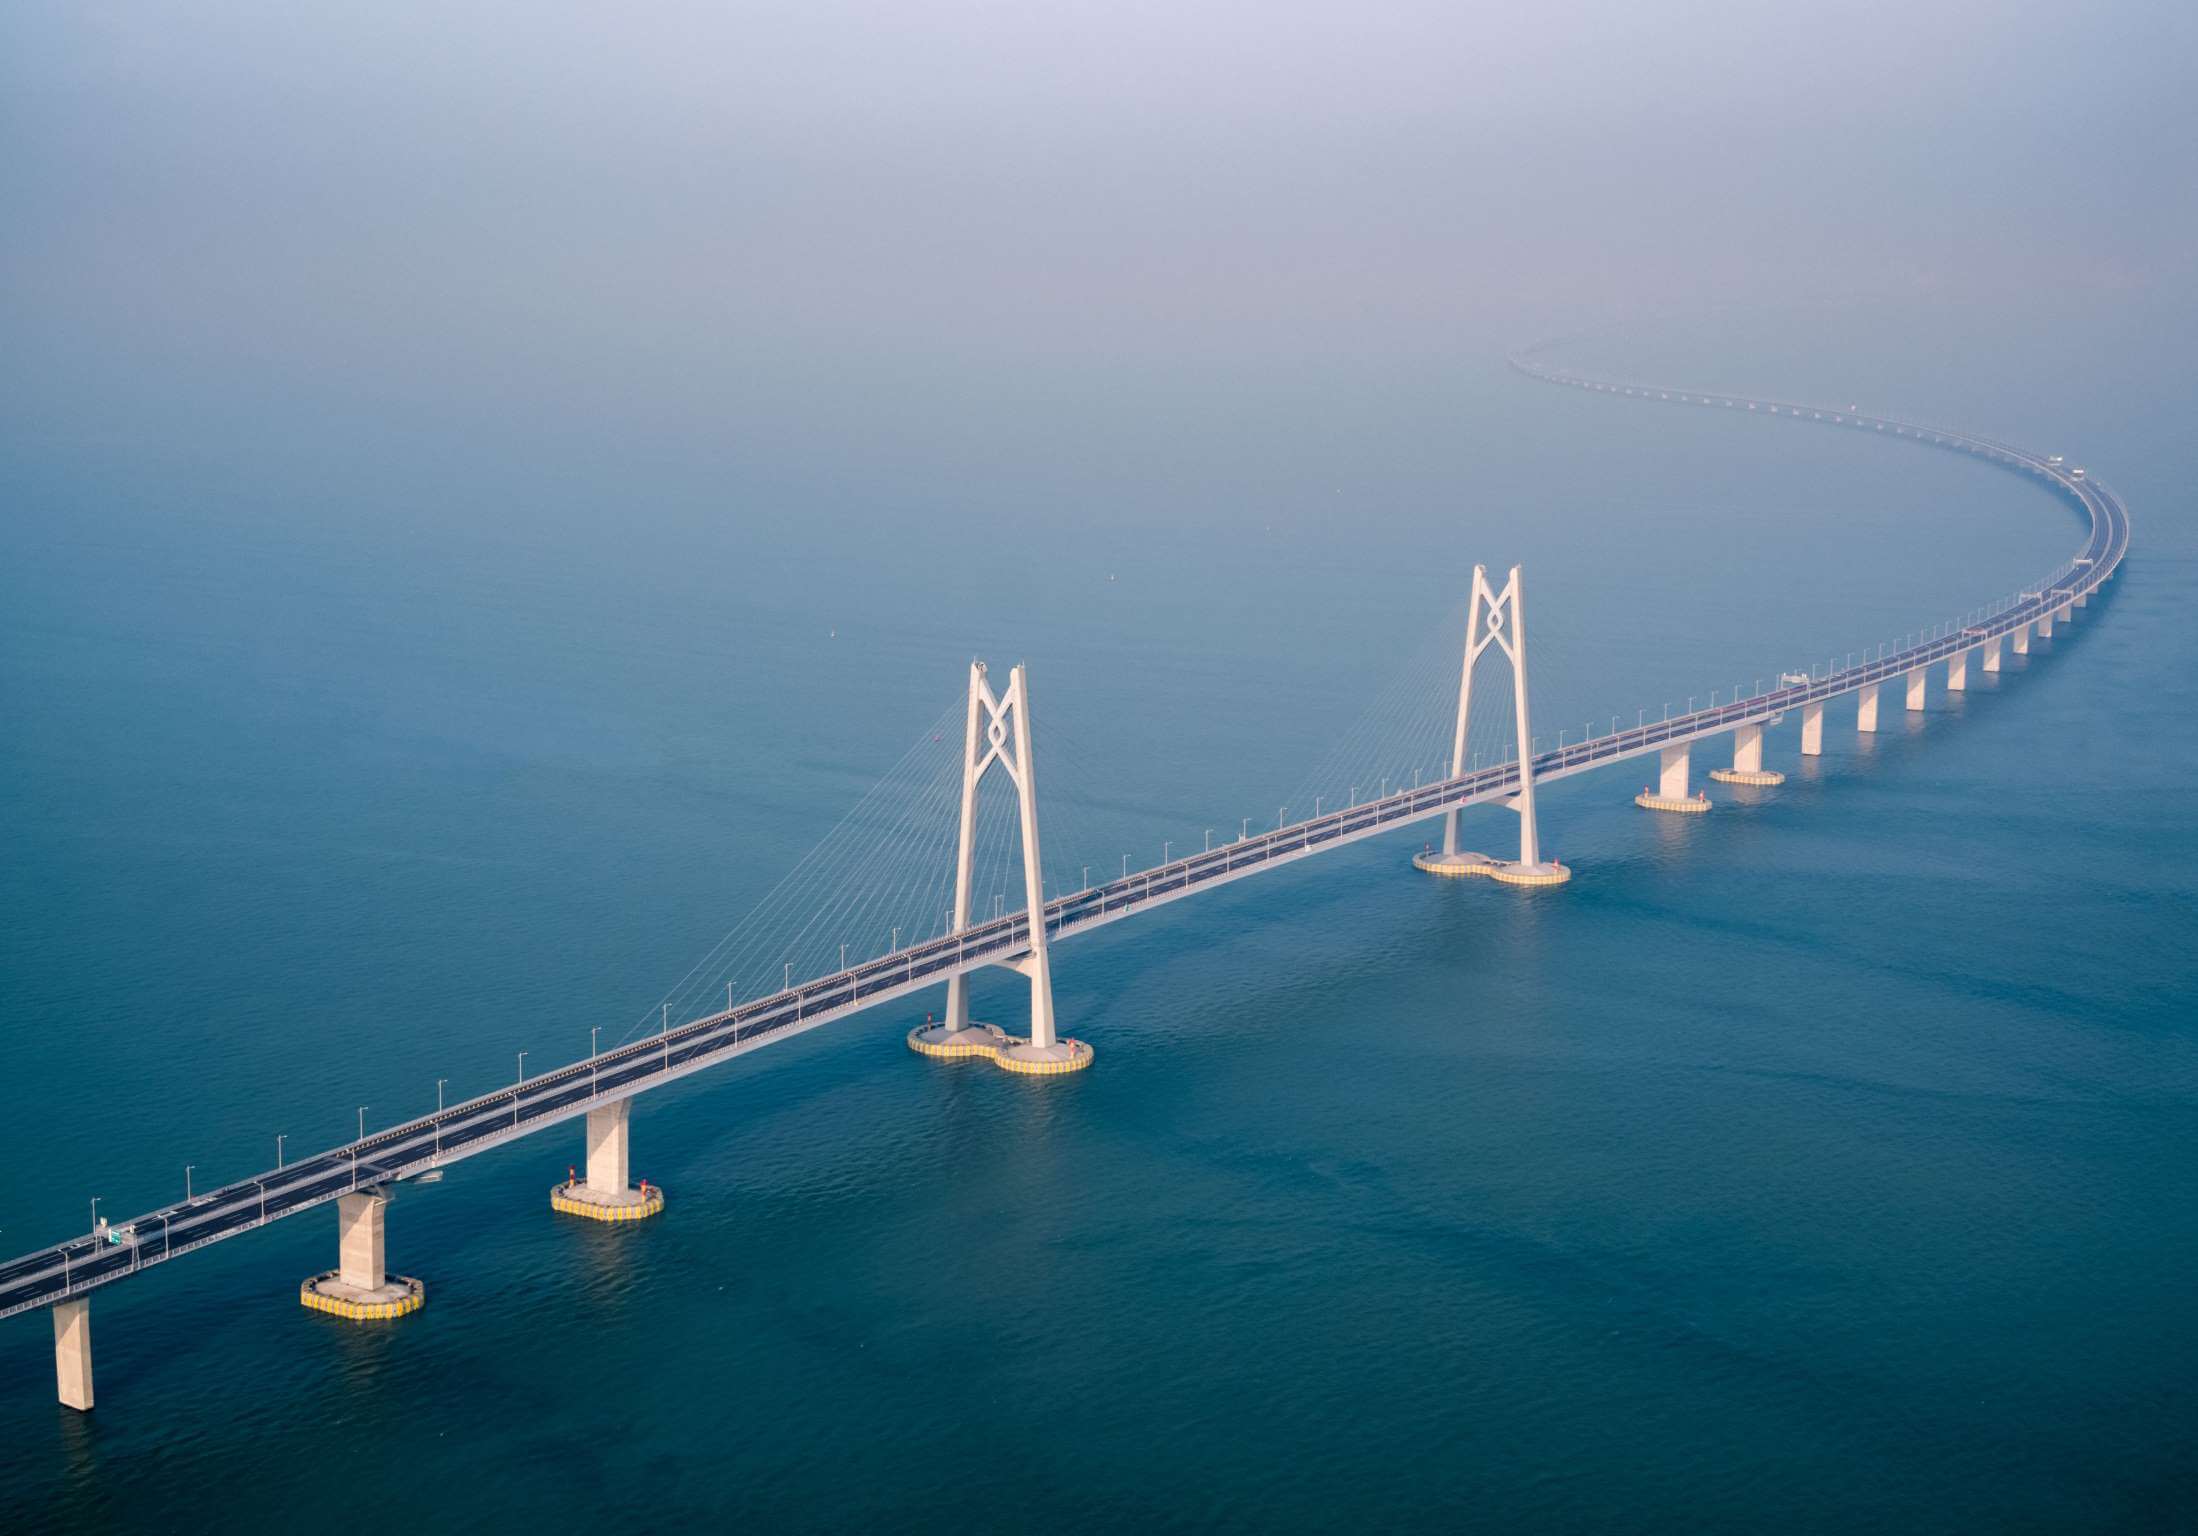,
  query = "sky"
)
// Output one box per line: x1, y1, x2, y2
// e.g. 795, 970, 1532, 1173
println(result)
4, 0, 2192, 484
